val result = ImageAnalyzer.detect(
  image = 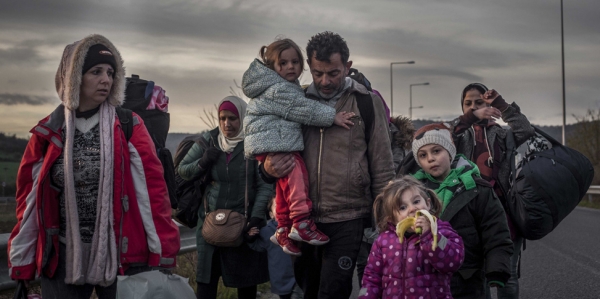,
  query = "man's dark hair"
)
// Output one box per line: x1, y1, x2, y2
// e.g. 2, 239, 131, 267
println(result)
306, 31, 350, 64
